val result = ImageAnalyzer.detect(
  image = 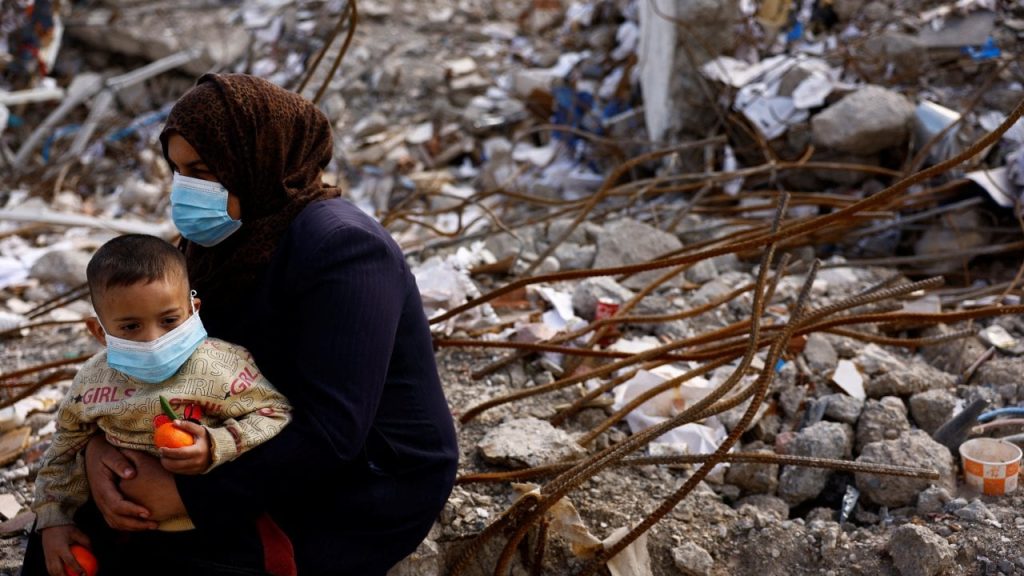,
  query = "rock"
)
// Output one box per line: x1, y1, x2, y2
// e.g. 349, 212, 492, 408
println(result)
685, 259, 718, 284
865, 364, 957, 398
593, 218, 684, 290
888, 524, 955, 576
916, 485, 952, 515
477, 418, 586, 468
778, 422, 853, 506
913, 208, 992, 274
571, 277, 635, 320
909, 389, 959, 435
954, 499, 995, 523
717, 396, 769, 435
803, 333, 838, 376
831, 0, 866, 20
811, 86, 914, 155
855, 431, 956, 507
776, 372, 806, 418
671, 541, 714, 576
975, 356, 1024, 390
855, 396, 910, 453
943, 497, 968, 513
484, 231, 529, 263
735, 494, 789, 521
28, 250, 91, 286
861, 1, 887, 21
546, 218, 599, 246
918, 325, 987, 374
821, 394, 864, 425
554, 243, 596, 270
689, 271, 753, 308
725, 448, 779, 494
861, 33, 930, 80
854, 344, 905, 375
387, 537, 442, 576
